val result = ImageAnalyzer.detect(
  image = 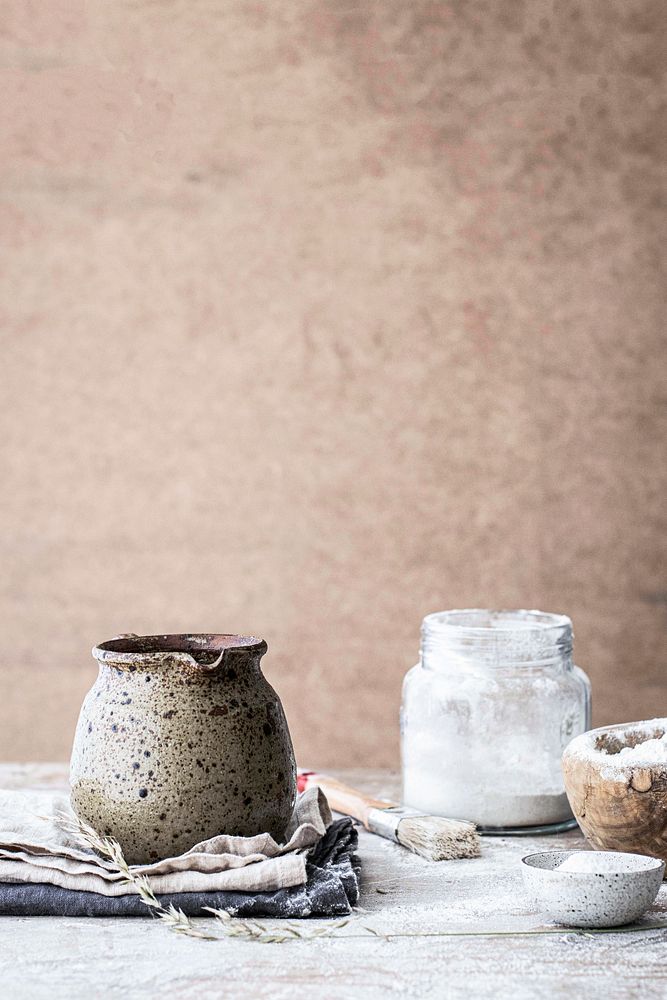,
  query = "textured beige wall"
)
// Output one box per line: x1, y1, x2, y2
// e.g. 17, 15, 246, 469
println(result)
0, 1, 665, 767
